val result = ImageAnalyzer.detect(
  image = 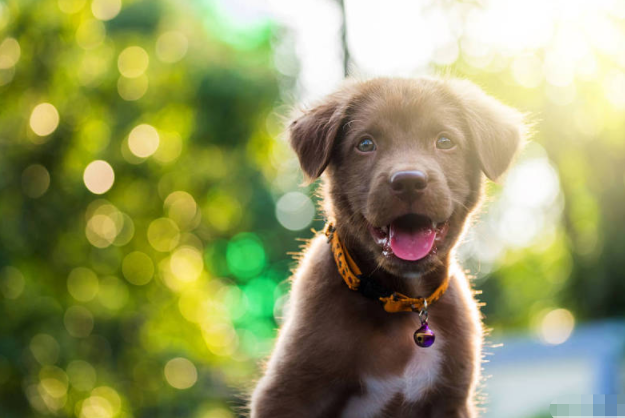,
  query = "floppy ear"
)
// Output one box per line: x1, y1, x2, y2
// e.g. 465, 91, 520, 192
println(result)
289, 91, 350, 181
448, 79, 526, 181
